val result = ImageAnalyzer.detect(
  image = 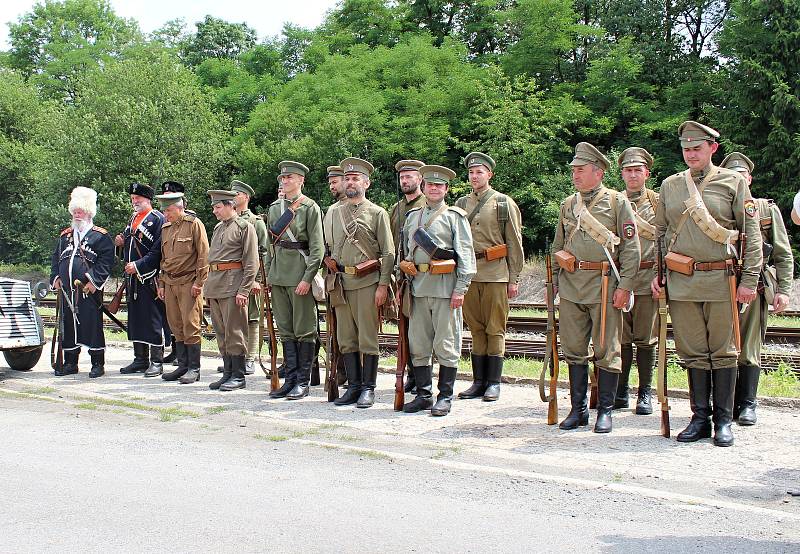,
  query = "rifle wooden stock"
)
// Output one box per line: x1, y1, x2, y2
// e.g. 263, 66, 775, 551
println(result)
656, 236, 670, 438
394, 279, 409, 411
538, 245, 560, 425
107, 281, 125, 314
589, 364, 598, 409
51, 289, 63, 371
263, 284, 279, 391
326, 296, 340, 402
